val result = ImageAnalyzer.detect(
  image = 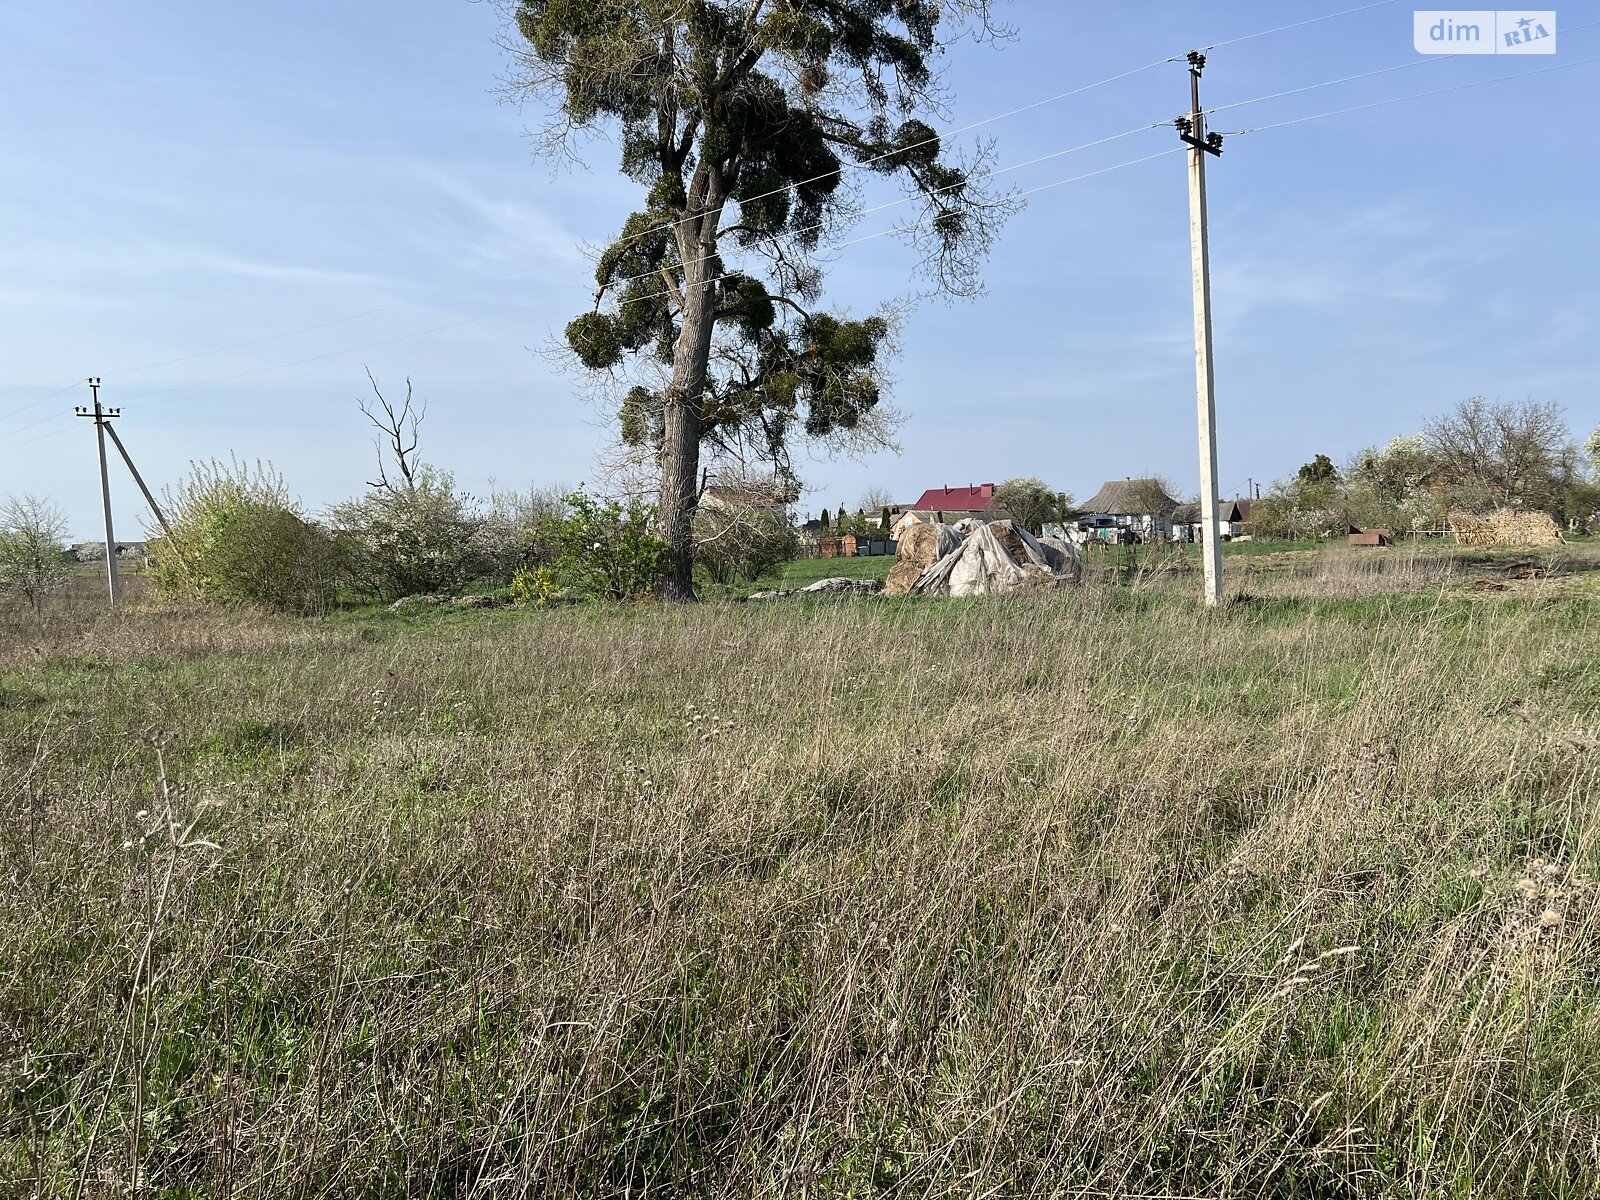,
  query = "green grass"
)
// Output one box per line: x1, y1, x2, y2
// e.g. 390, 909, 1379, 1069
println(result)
753, 553, 894, 588
694, 552, 895, 597
3, 554, 1599, 1197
